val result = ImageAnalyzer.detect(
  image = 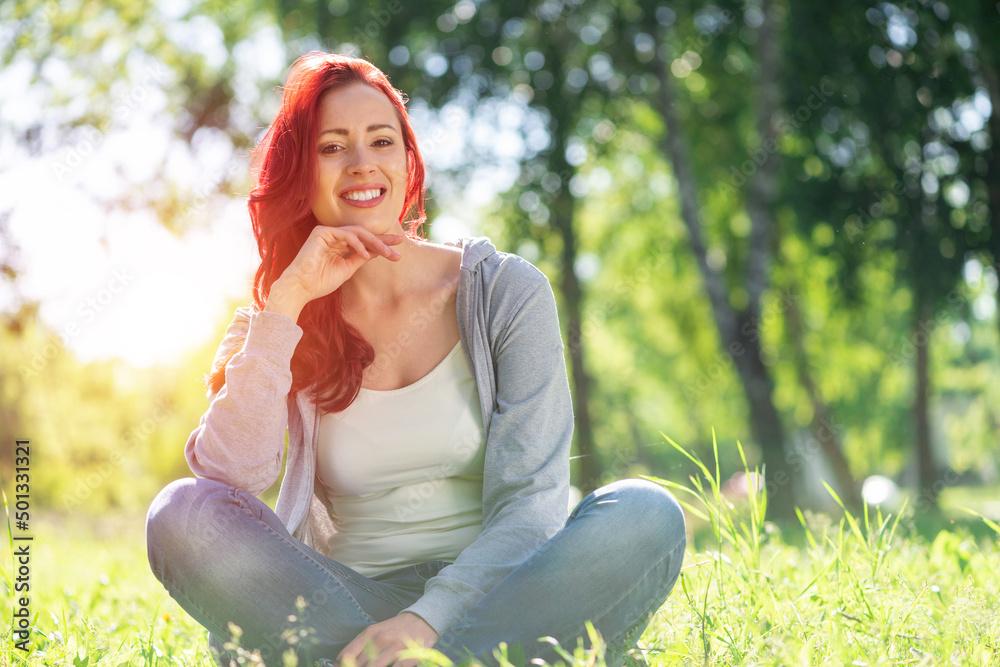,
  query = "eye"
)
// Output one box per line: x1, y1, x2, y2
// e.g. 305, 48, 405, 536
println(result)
319, 143, 342, 155
373, 137, 394, 148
